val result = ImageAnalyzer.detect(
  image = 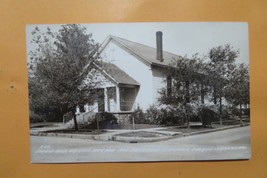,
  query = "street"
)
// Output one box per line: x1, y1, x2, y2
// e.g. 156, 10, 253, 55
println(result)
30, 126, 251, 163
